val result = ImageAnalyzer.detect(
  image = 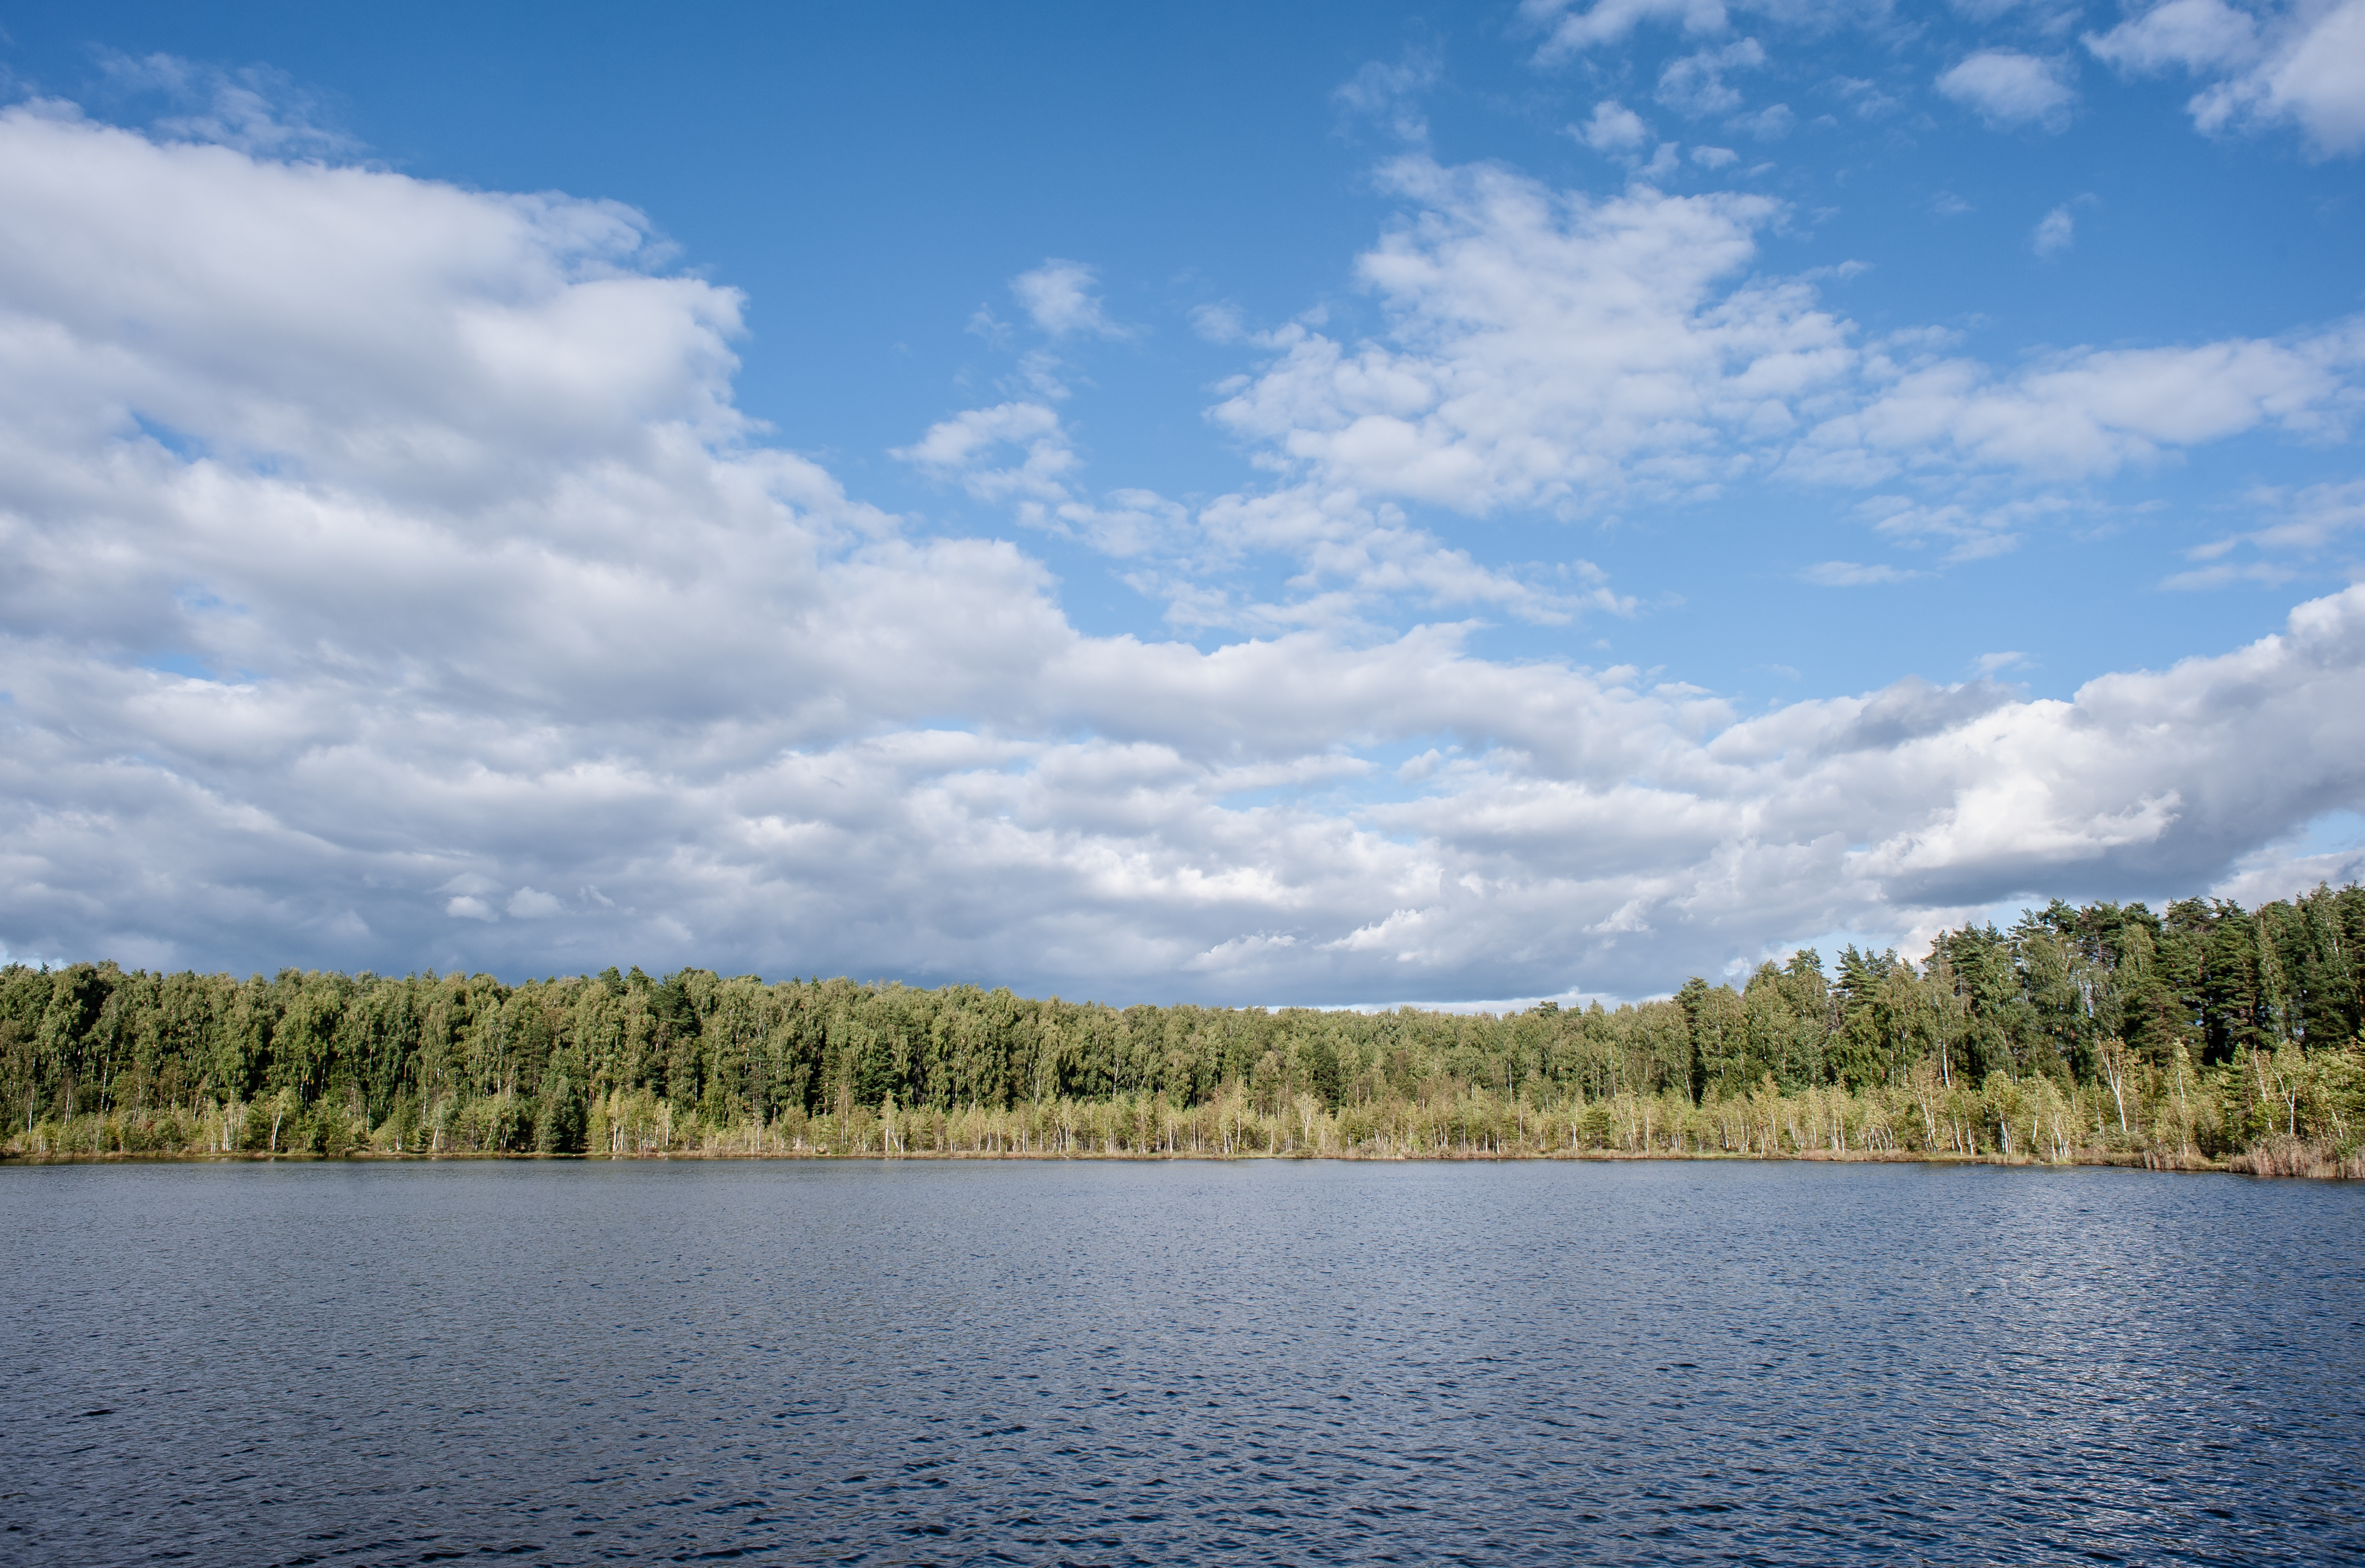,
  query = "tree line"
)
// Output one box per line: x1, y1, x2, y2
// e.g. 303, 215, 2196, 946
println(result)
5, 883, 2362, 1173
